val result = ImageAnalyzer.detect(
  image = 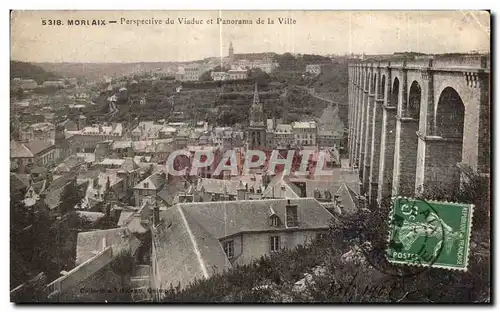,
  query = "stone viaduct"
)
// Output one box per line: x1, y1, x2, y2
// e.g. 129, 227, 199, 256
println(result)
347, 54, 490, 206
